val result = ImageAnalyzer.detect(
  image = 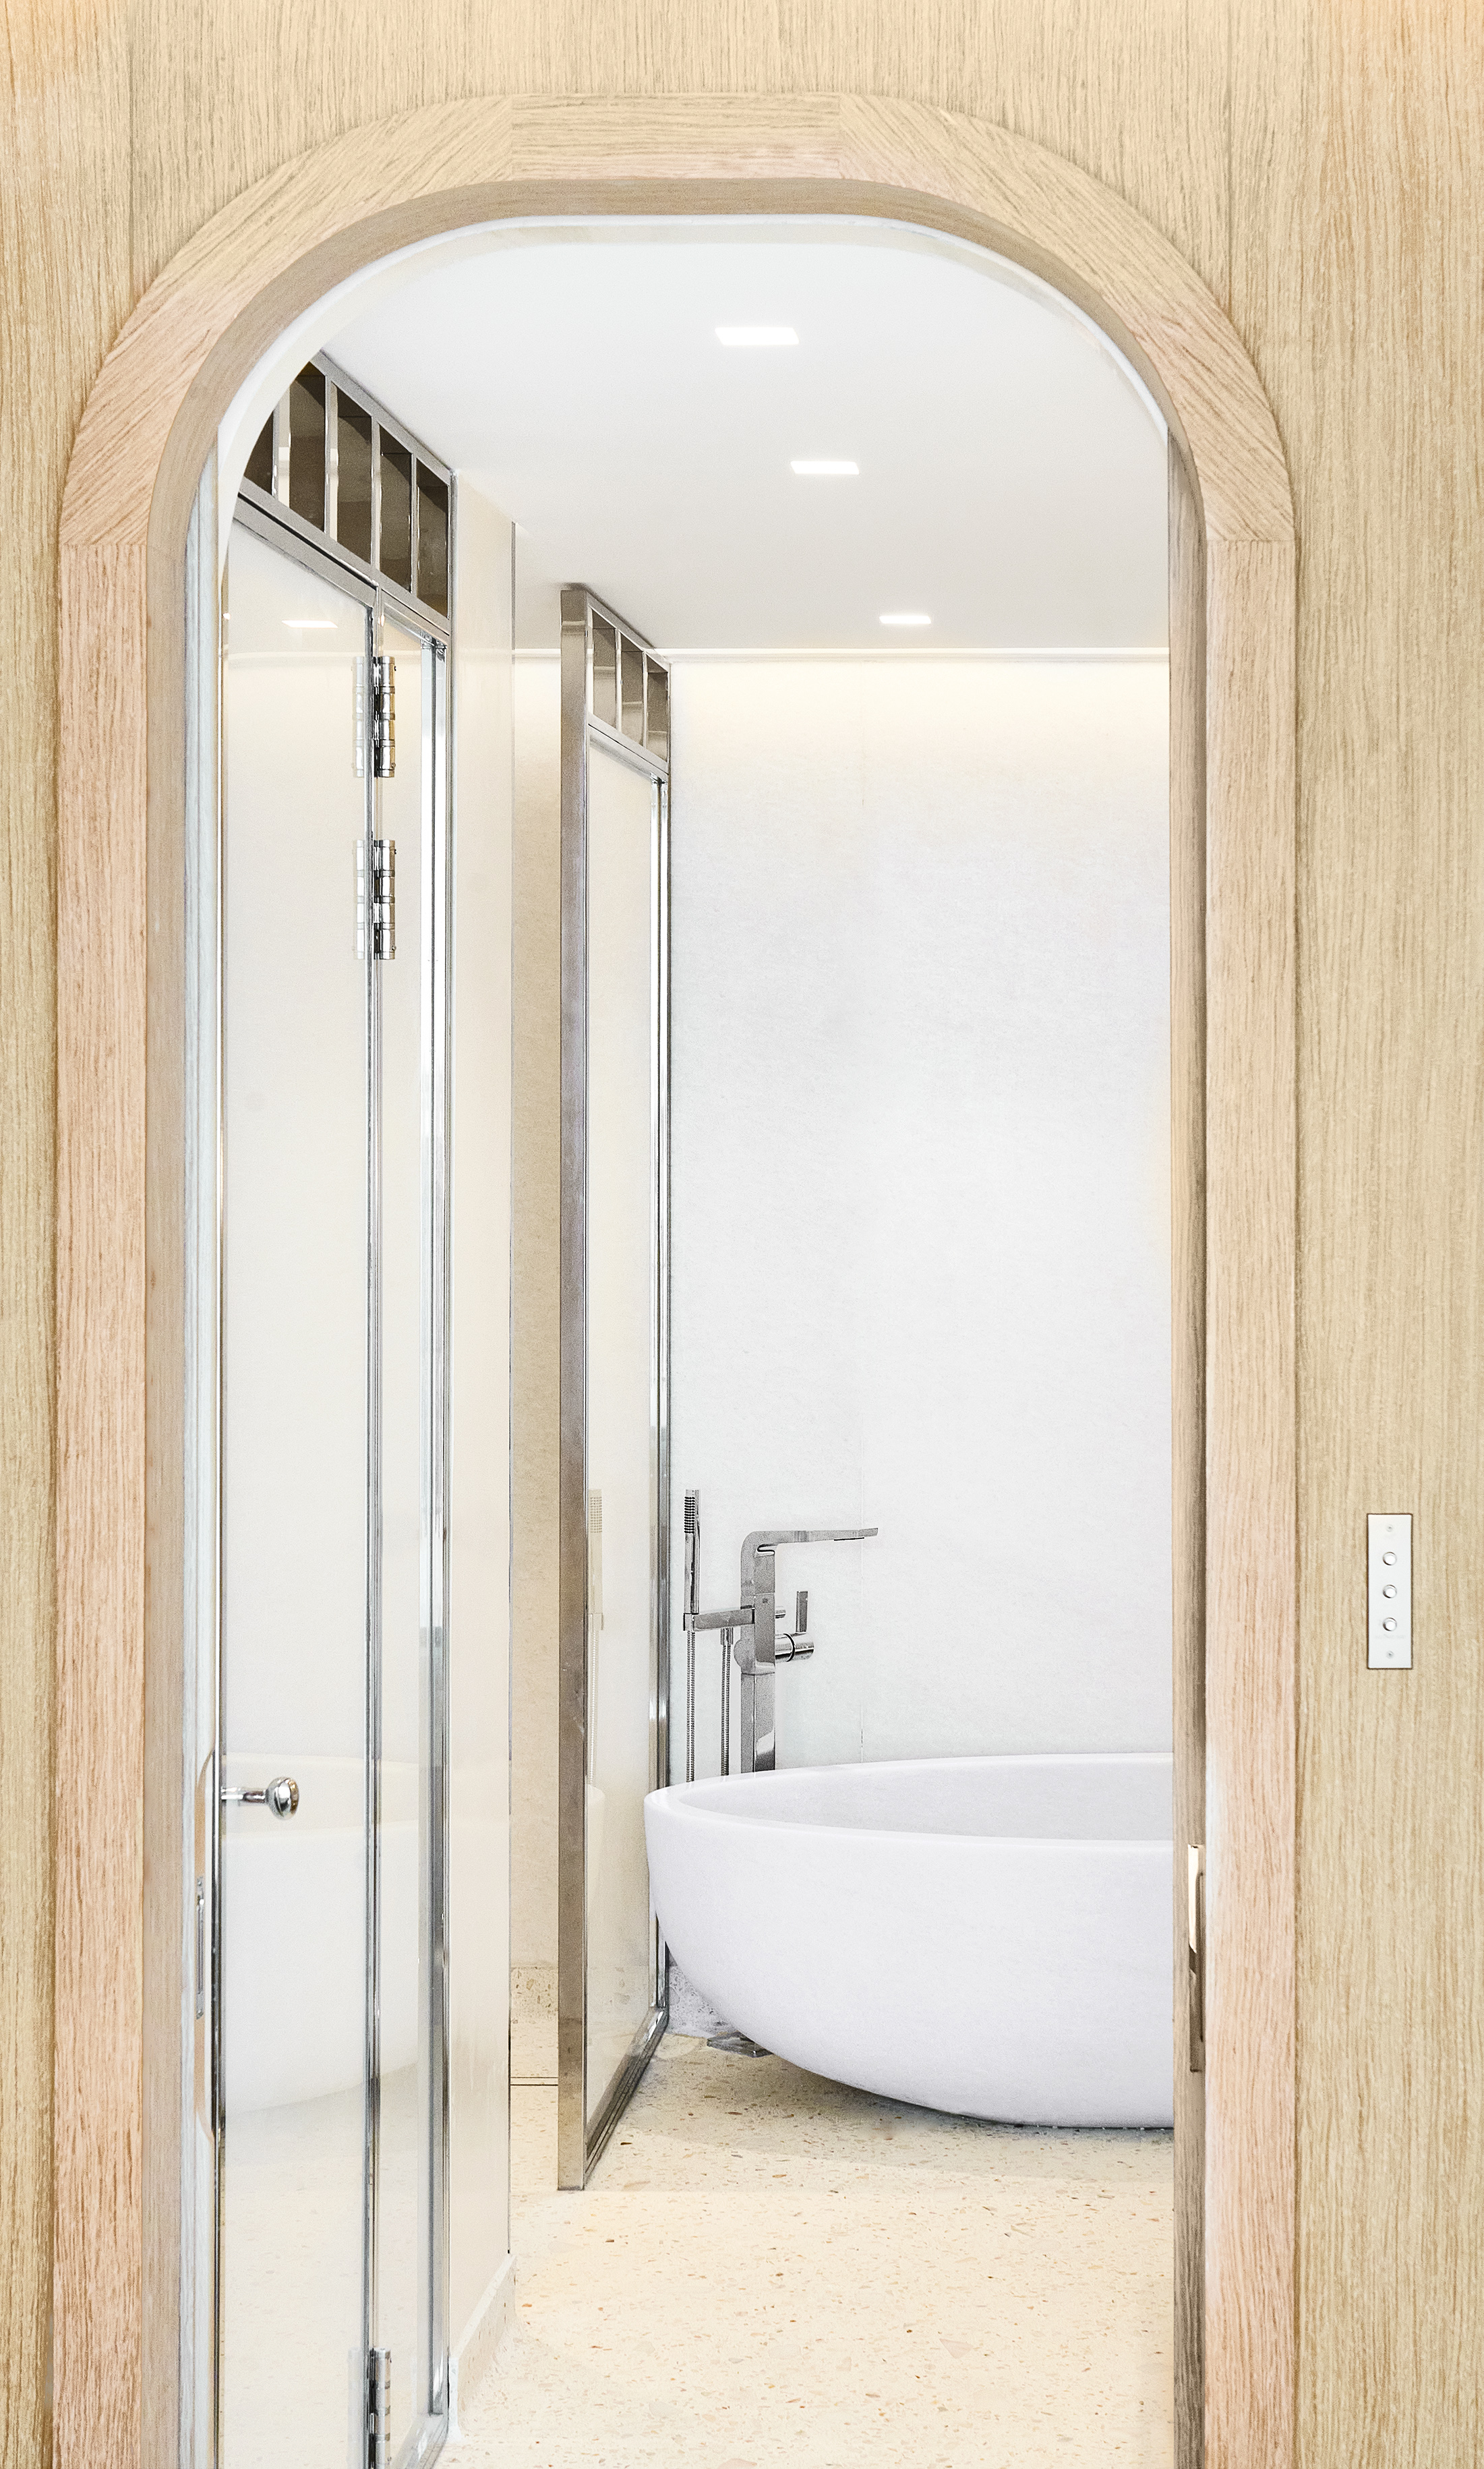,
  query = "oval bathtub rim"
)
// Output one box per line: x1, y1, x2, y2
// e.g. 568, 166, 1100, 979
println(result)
646, 1748, 1175, 1854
